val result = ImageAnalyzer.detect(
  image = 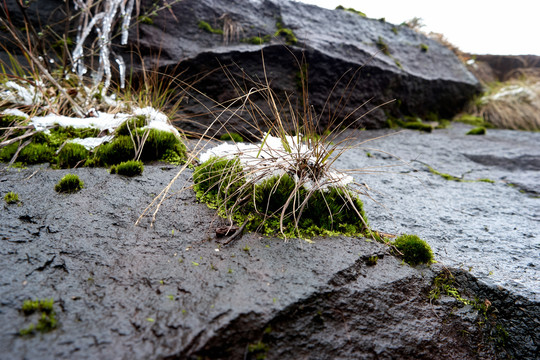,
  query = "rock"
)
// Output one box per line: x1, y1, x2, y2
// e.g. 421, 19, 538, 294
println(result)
127, 0, 480, 135
0, 0, 480, 135
1, 127, 539, 359
470, 54, 540, 82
